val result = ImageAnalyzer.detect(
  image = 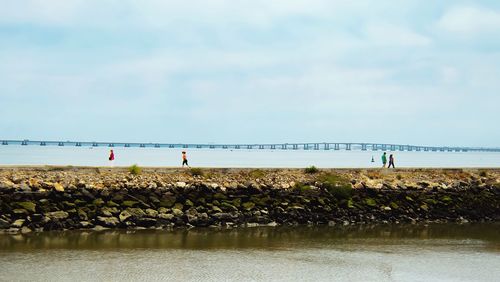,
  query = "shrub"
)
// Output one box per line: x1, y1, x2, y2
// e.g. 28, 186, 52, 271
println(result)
366, 171, 381, 179
190, 168, 204, 177
249, 169, 265, 179
479, 170, 488, 177
129, 164, 142, 175
293, 182, 312, 193
318, 173, 353, 199
396, 174, 403, 180
326, 184, 353, 200
304, 166, 319, 174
